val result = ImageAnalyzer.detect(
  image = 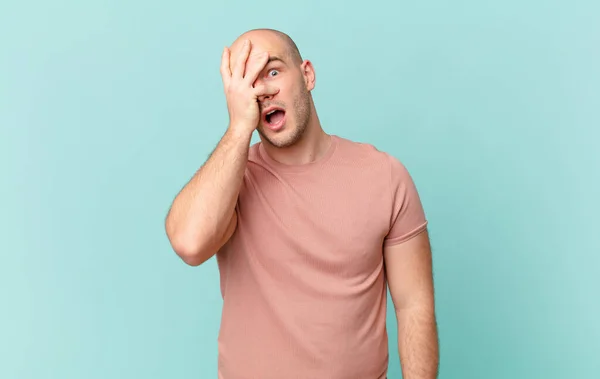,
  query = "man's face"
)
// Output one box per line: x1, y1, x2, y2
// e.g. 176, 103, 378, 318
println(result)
229, 34, 313, 149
